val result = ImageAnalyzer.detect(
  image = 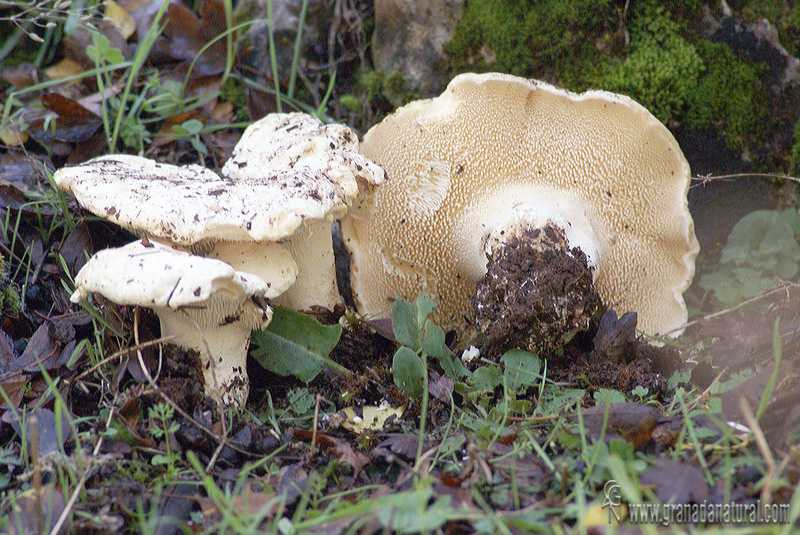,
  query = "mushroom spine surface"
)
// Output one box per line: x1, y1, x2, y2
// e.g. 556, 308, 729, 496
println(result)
342, 72, 699, 351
